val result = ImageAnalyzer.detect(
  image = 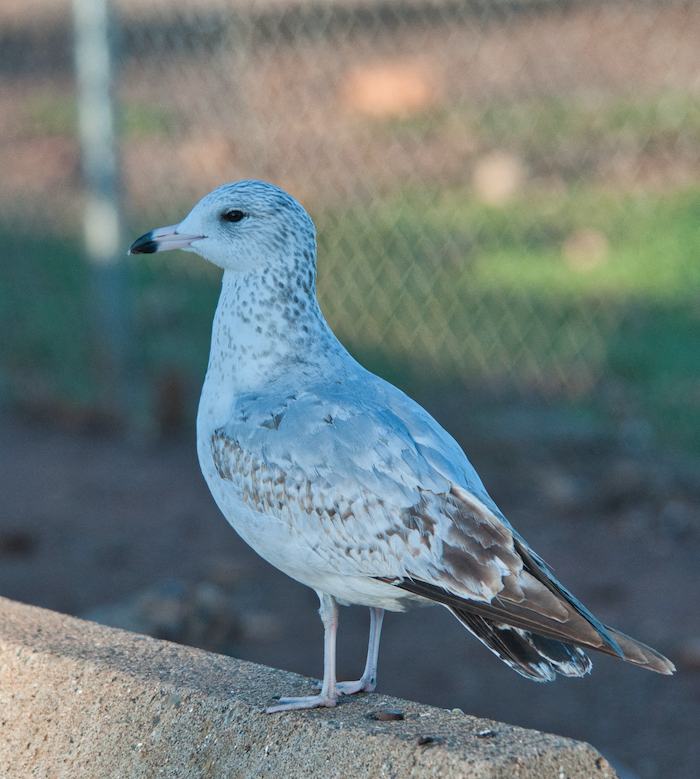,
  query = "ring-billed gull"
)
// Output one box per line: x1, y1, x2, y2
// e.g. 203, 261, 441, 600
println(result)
129, 180, 674, 713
